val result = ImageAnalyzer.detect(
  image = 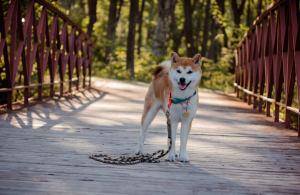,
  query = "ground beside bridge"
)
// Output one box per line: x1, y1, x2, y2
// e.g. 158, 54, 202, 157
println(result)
0, 78, 300, 195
